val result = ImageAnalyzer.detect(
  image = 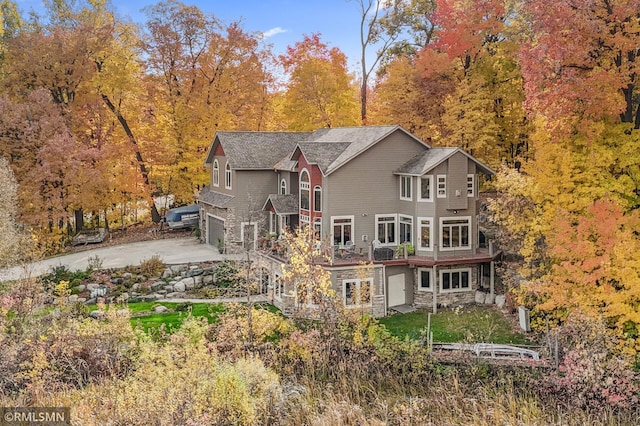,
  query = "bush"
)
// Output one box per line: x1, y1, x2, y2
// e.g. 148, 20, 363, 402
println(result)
214, 260, 239, 287
139, 255, 165, 277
